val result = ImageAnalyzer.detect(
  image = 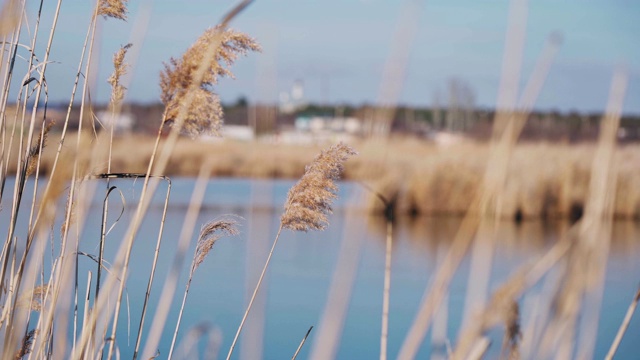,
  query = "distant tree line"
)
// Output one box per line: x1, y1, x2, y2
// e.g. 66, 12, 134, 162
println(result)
40, 99, 640, 142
